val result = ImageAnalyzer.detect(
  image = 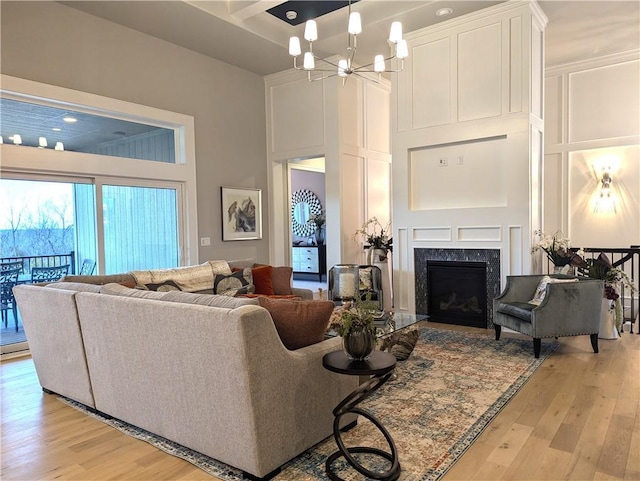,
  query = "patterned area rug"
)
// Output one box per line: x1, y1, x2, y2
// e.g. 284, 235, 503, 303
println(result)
60, 327, 557, 481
